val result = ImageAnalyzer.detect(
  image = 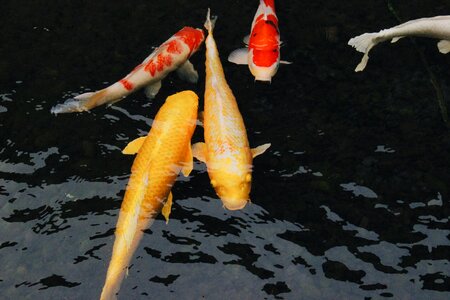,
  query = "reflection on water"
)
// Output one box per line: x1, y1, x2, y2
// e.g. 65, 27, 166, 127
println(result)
1, 0, 449, 299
